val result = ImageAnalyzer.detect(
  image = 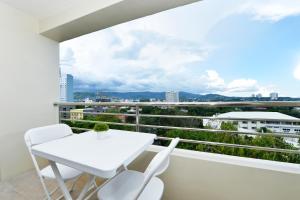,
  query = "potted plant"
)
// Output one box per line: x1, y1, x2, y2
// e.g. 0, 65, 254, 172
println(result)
93, 123, 109, 139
